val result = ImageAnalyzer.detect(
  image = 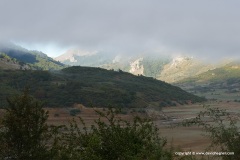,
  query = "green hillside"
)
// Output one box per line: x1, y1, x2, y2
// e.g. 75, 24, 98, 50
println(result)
0, 53, 31, 70
0, 43, 65, 70
142, 56, 170, 78
0, 66, 205, 108
176, 62, 240, 100
178, 62, 240, 84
